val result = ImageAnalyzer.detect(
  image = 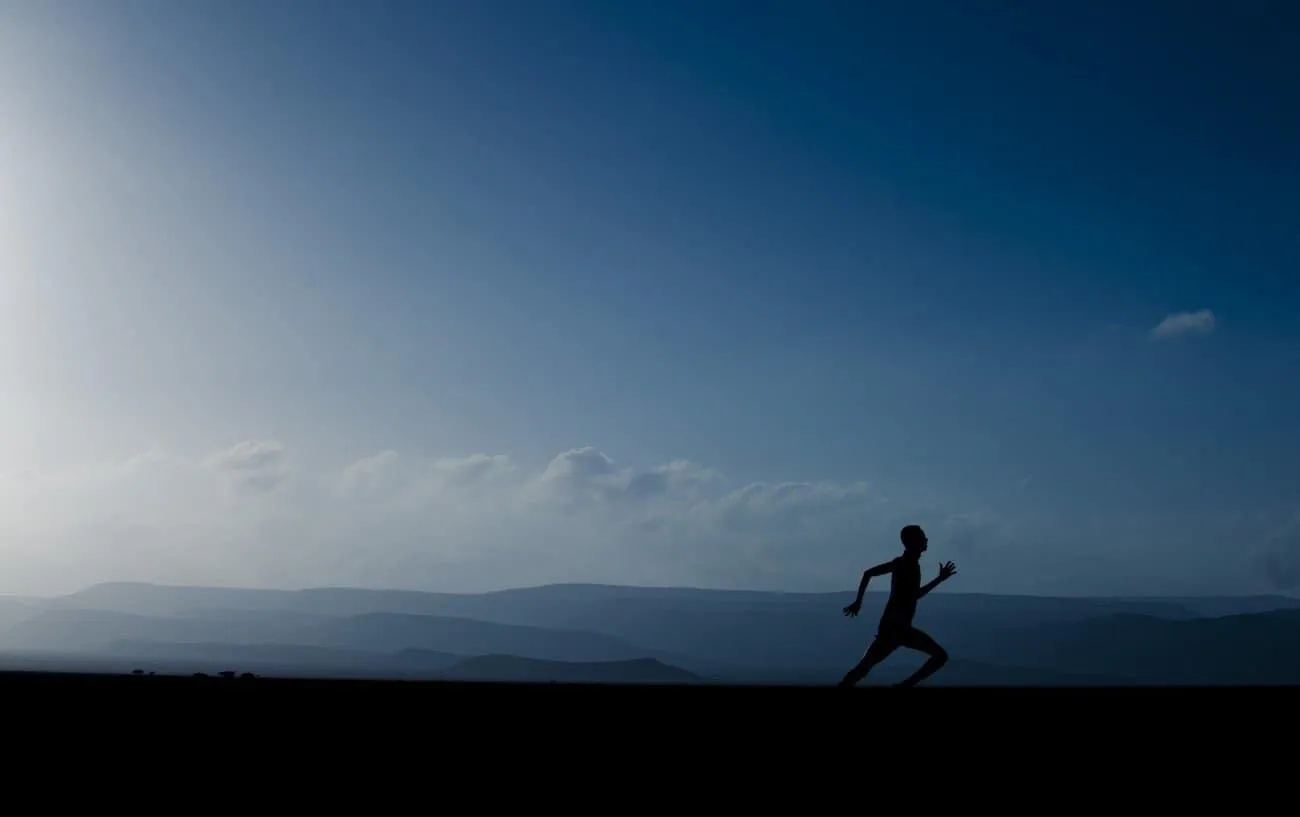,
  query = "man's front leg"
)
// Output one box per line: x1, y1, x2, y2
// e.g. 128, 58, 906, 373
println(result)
839, 639, 892, 687
838, 655, 875, 687
896, 654, 947, 687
